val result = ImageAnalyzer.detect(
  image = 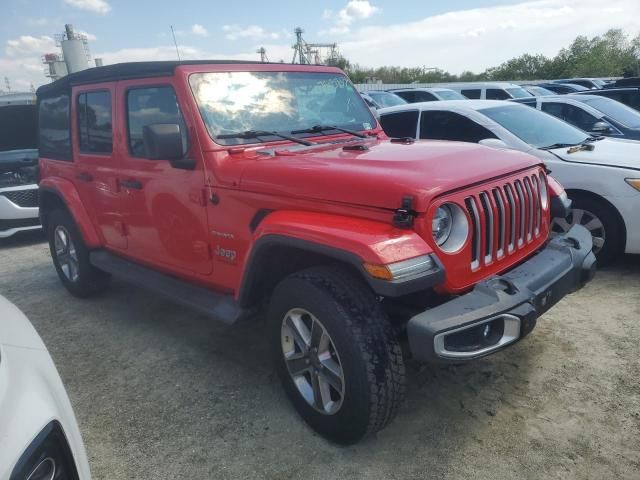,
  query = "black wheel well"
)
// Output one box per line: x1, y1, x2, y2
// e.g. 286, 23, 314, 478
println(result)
565, 188, 627, 238
38, 189, 68, 232
239, 242, 365, 309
